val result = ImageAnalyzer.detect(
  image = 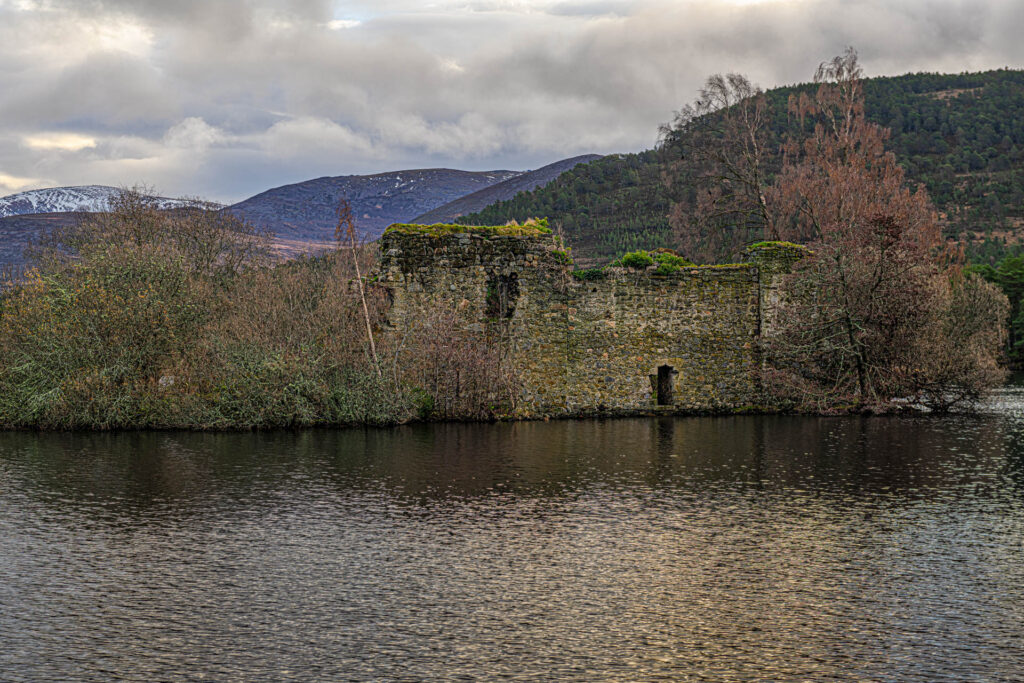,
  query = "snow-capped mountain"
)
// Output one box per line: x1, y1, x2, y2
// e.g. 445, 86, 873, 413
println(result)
0, 185, 218, 217
0, 156, 599, 268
